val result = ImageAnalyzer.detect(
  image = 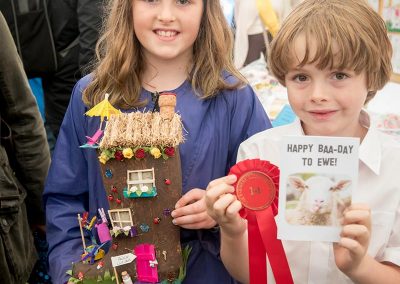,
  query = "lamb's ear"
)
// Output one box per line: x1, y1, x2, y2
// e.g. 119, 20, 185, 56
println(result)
288, 176, 306, 192
331, 180, 352, 191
